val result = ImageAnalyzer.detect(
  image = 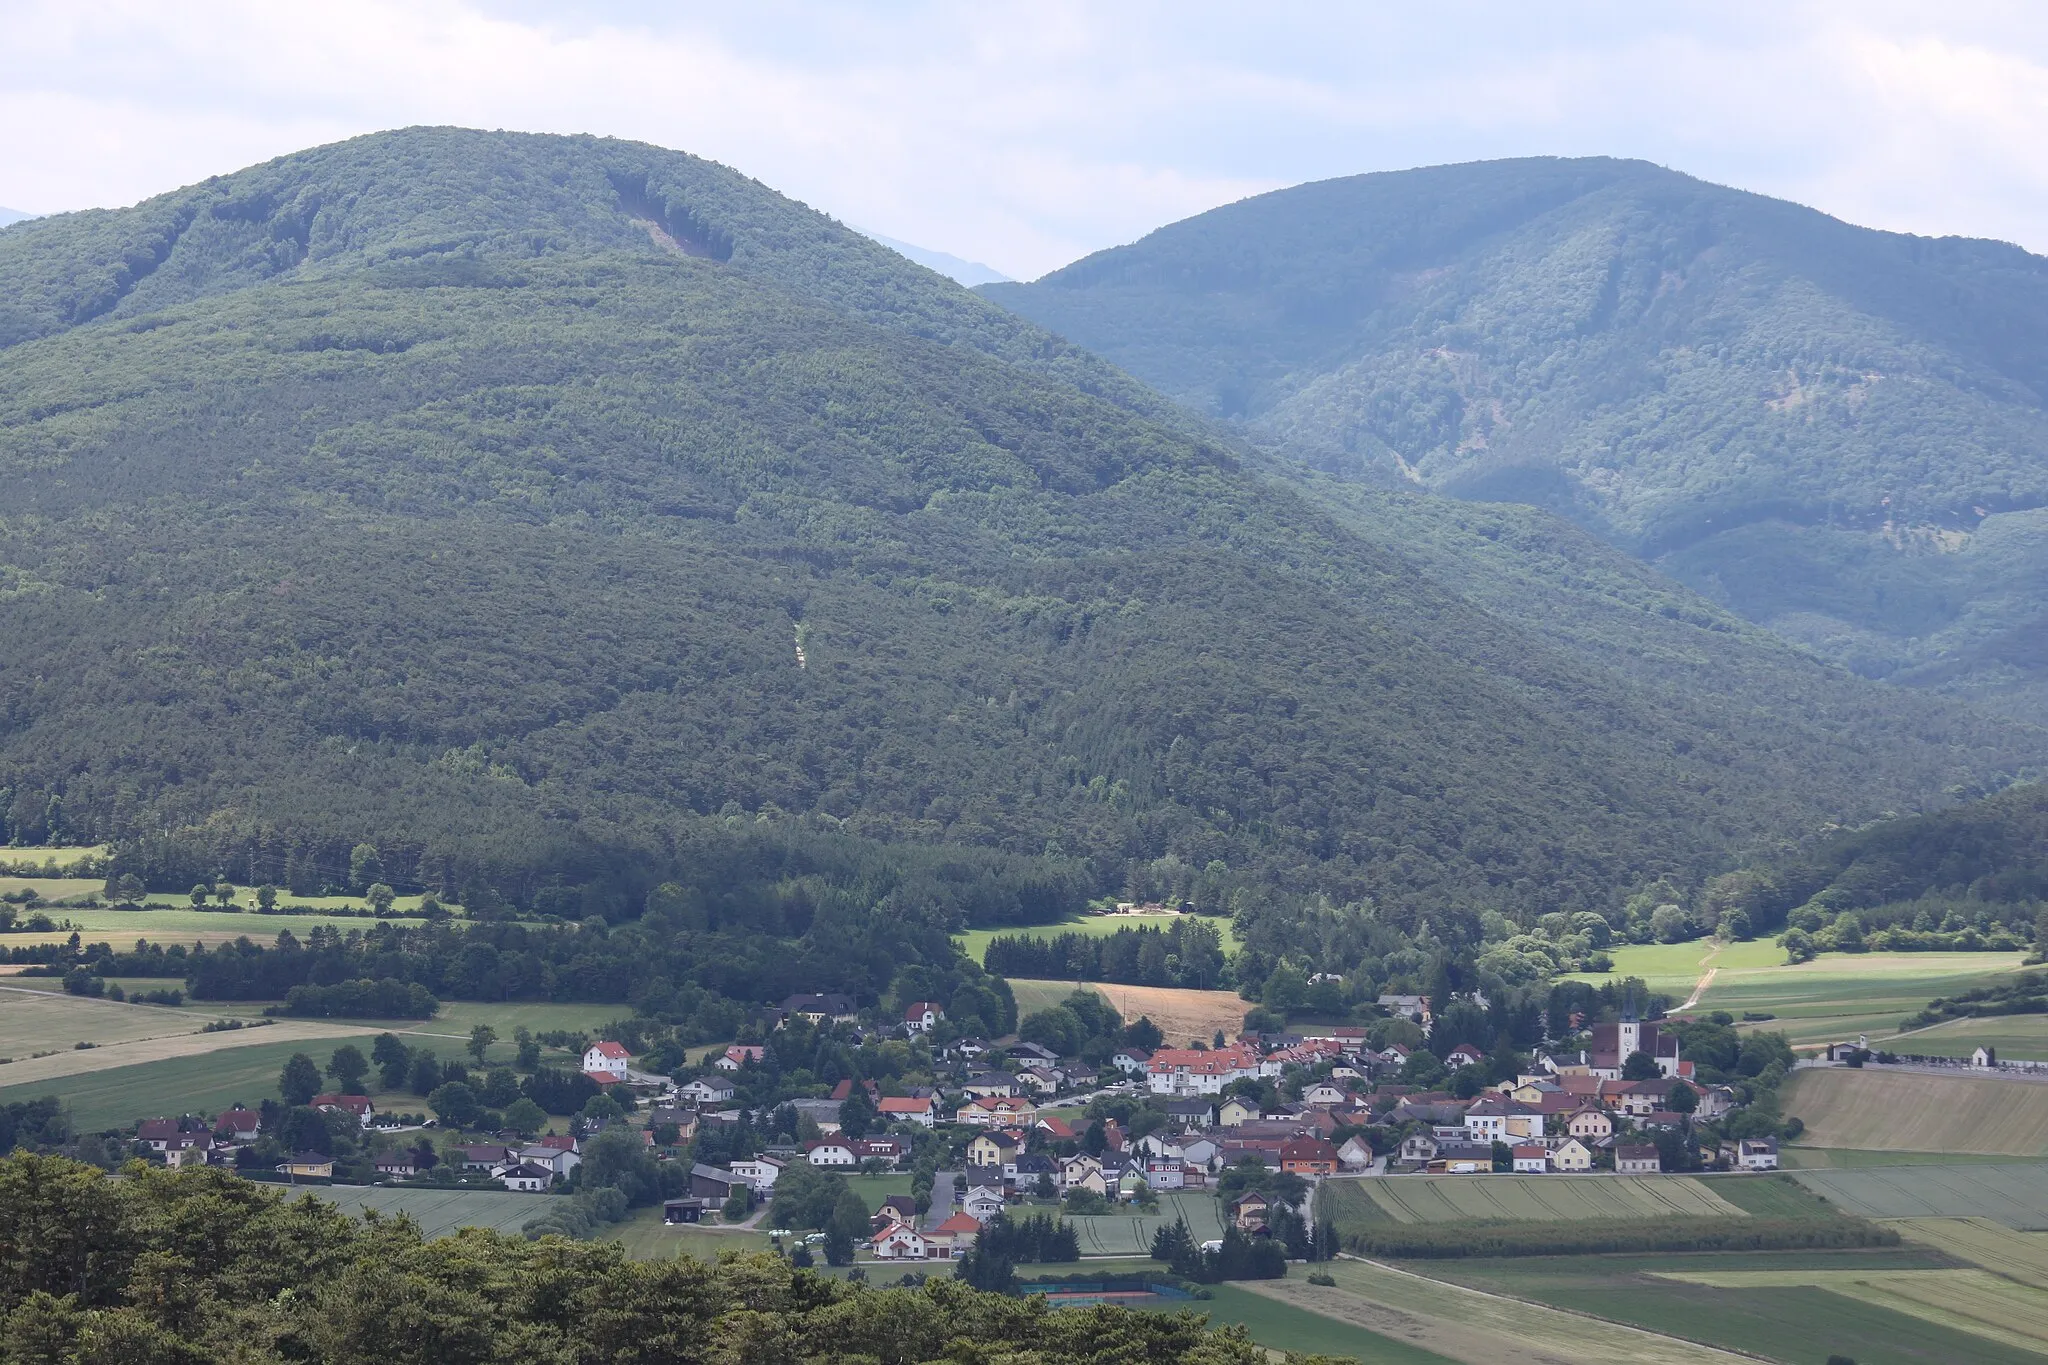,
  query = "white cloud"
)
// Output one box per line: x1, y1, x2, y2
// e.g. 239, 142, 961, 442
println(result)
5, 2, 2048, 276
